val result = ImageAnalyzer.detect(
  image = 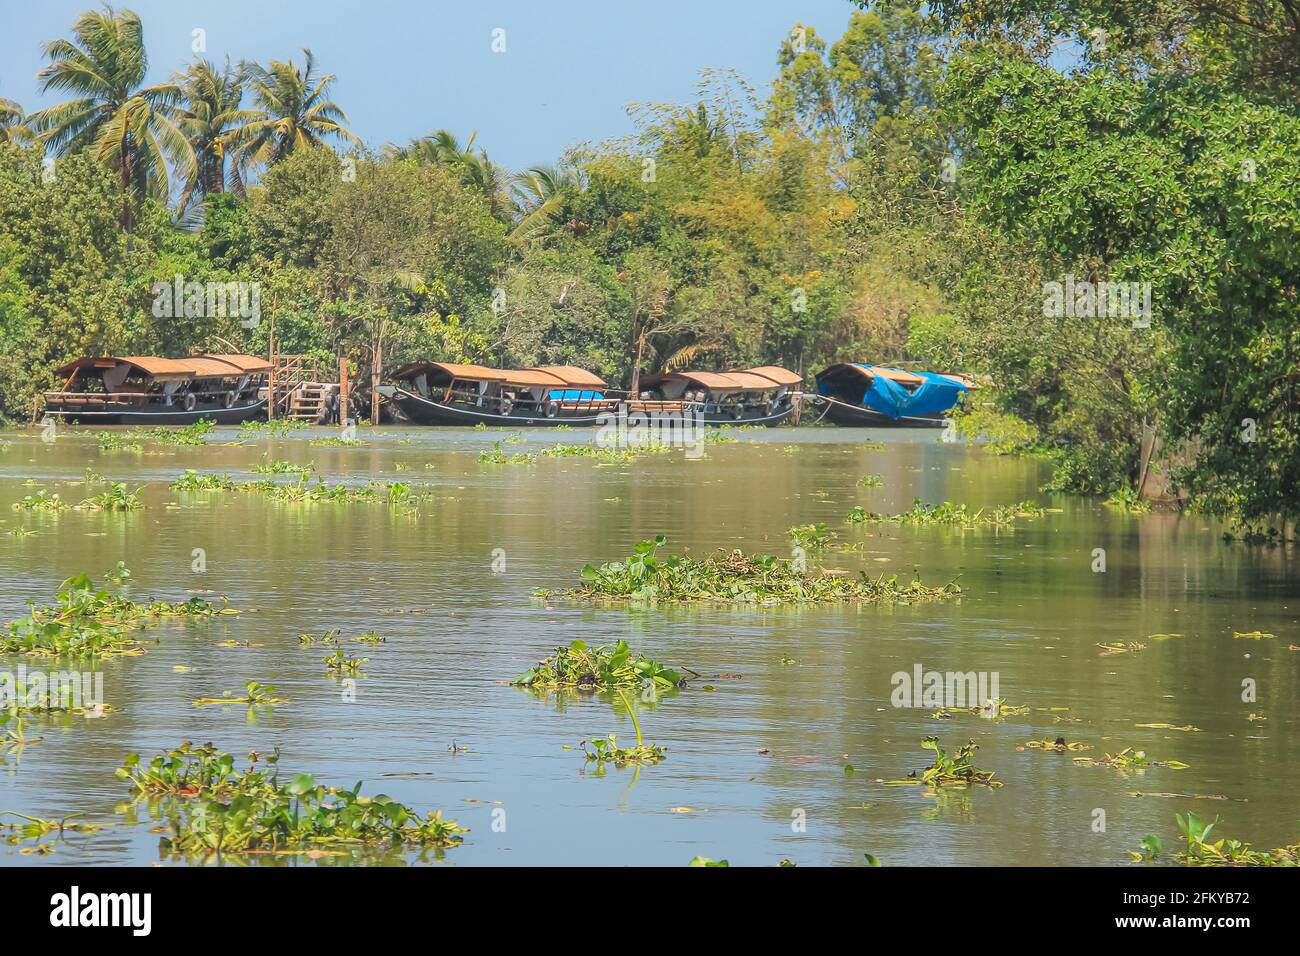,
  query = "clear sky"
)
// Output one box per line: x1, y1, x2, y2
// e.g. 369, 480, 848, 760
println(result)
0, 0, 859, 170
